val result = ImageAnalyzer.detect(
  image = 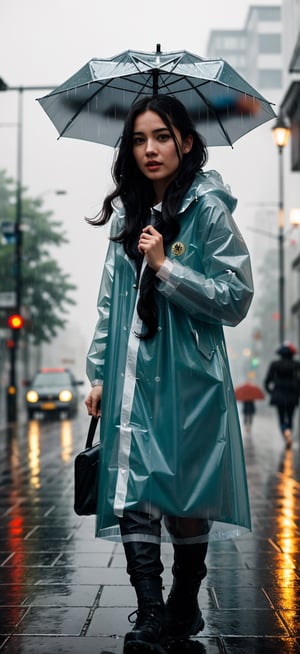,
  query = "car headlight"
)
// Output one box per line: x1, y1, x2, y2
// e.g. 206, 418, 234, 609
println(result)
26, 390, 39, 403
59, 389, 73, 402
